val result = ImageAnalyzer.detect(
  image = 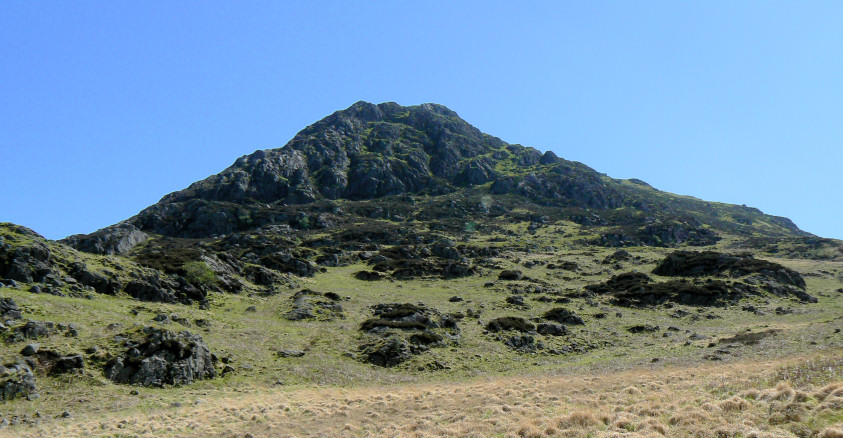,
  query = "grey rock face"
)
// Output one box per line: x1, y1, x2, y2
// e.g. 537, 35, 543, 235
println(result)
0, 297, 22, 321
260, 252, 318, 278
61, 223, 149, 255
124, 280, 177, 304
244, 265, 280, 286
68, 262, 121, 295
105, 327, 216, 387
0, 241, 52, 283
0, 361, 37, 401
123, 102, 629, 238
123, 275, 206, 305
